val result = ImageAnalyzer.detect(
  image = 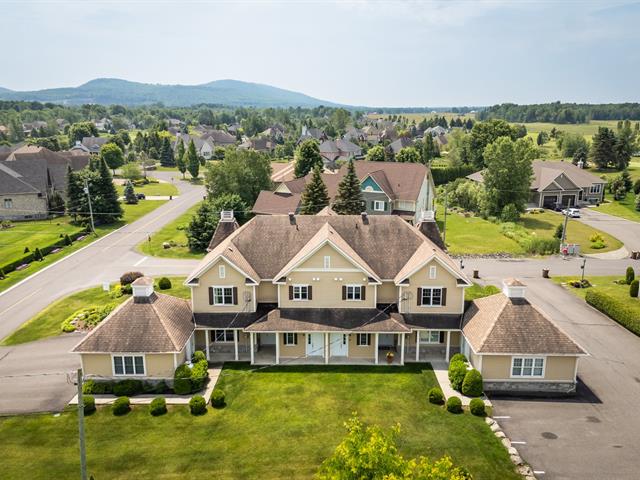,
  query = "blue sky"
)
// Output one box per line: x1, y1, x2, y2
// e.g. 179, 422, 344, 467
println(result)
2, 0, 639, 107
